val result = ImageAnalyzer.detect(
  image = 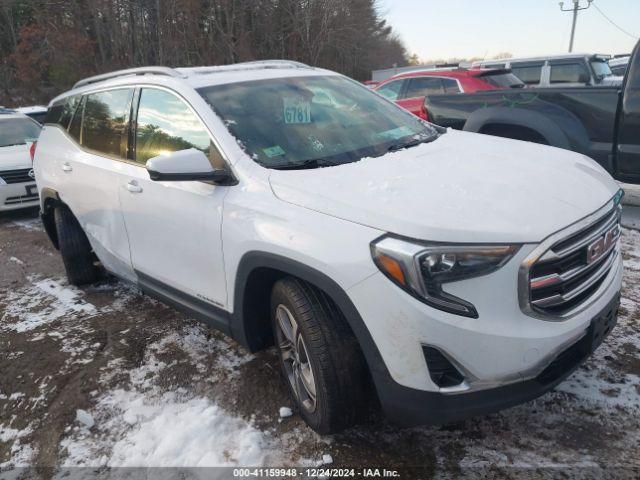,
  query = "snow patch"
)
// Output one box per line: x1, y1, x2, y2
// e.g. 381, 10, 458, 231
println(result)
279, 407, 293, 418
1, 277, 97, 333
76, 410, 95, 429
